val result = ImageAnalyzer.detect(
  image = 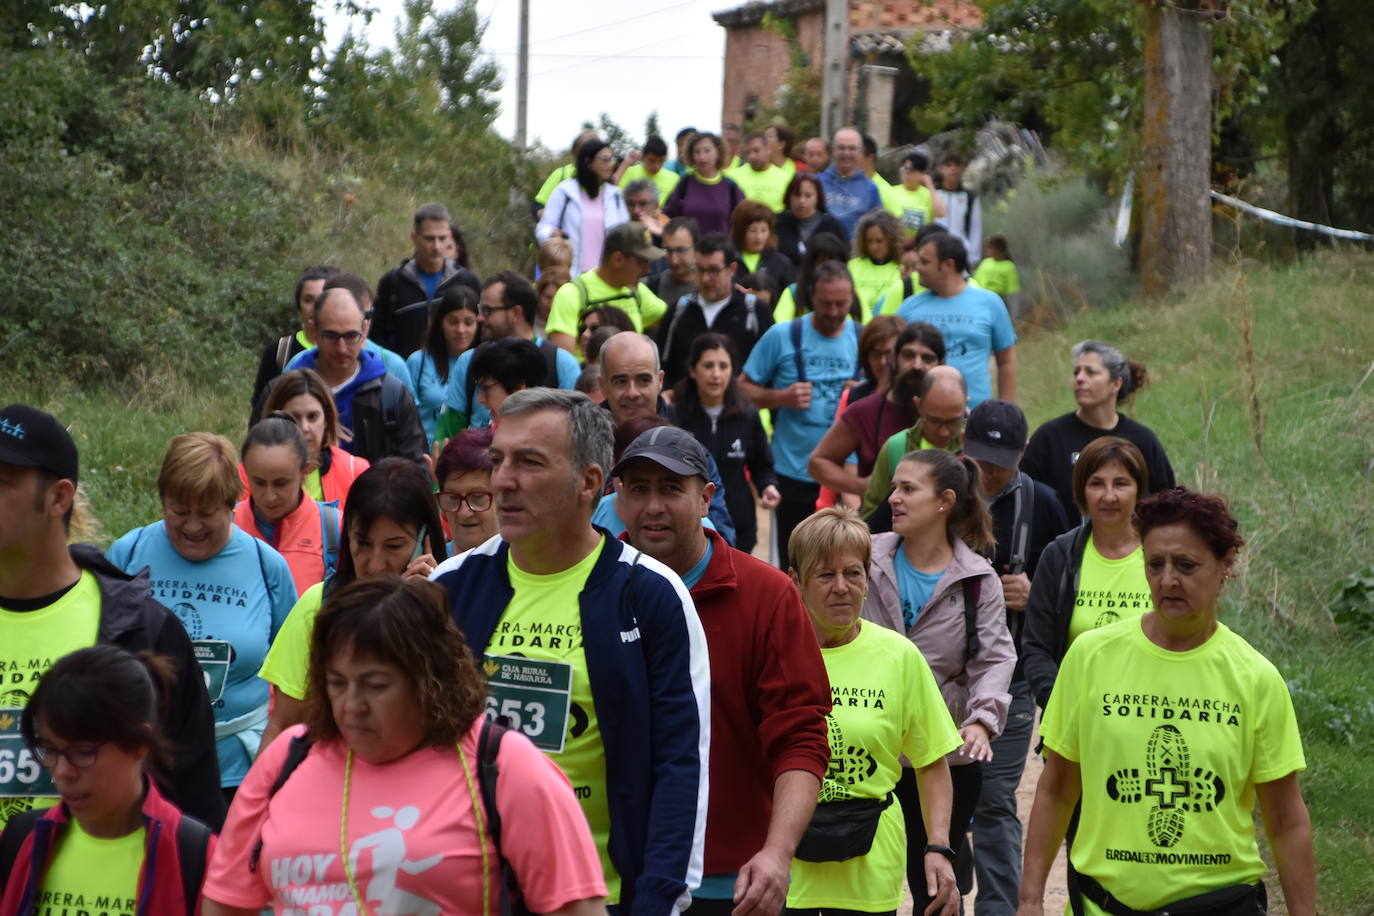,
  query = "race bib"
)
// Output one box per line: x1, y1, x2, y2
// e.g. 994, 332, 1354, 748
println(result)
192, 639, 231, 702
481, 655, 573, 753
0, 708, 55, 798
